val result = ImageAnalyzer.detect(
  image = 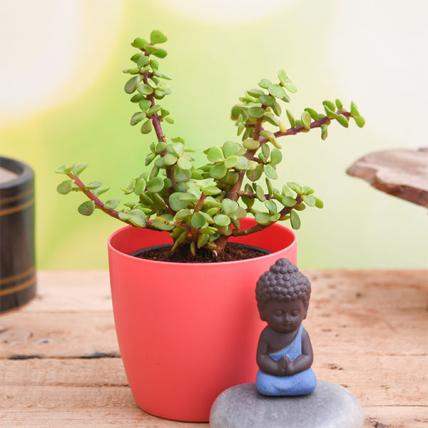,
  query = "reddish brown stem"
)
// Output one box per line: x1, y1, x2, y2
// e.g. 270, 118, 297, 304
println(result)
261, 111, 352, 143
68, 173, 159, 229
